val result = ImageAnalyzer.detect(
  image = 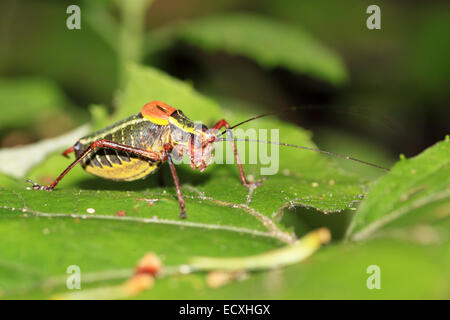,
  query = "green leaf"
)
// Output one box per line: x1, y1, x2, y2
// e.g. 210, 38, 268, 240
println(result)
348, 138, 450, 241
0, 64, 370, 298
0, 207, 280, 296
175, 13, 348, 85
